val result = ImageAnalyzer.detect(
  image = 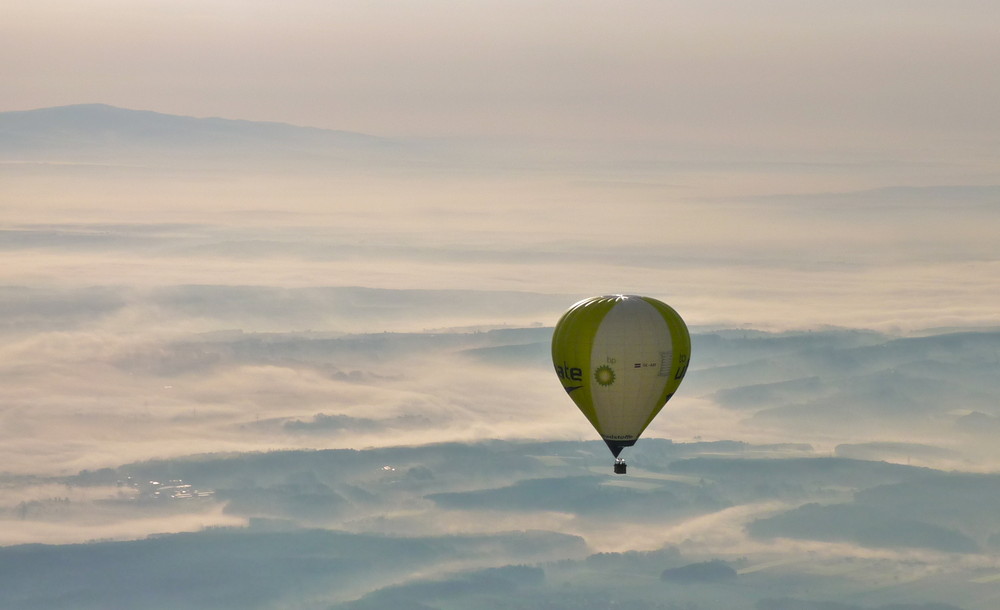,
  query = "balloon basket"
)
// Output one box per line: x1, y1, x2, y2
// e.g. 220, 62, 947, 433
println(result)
614, 459, 627, 475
